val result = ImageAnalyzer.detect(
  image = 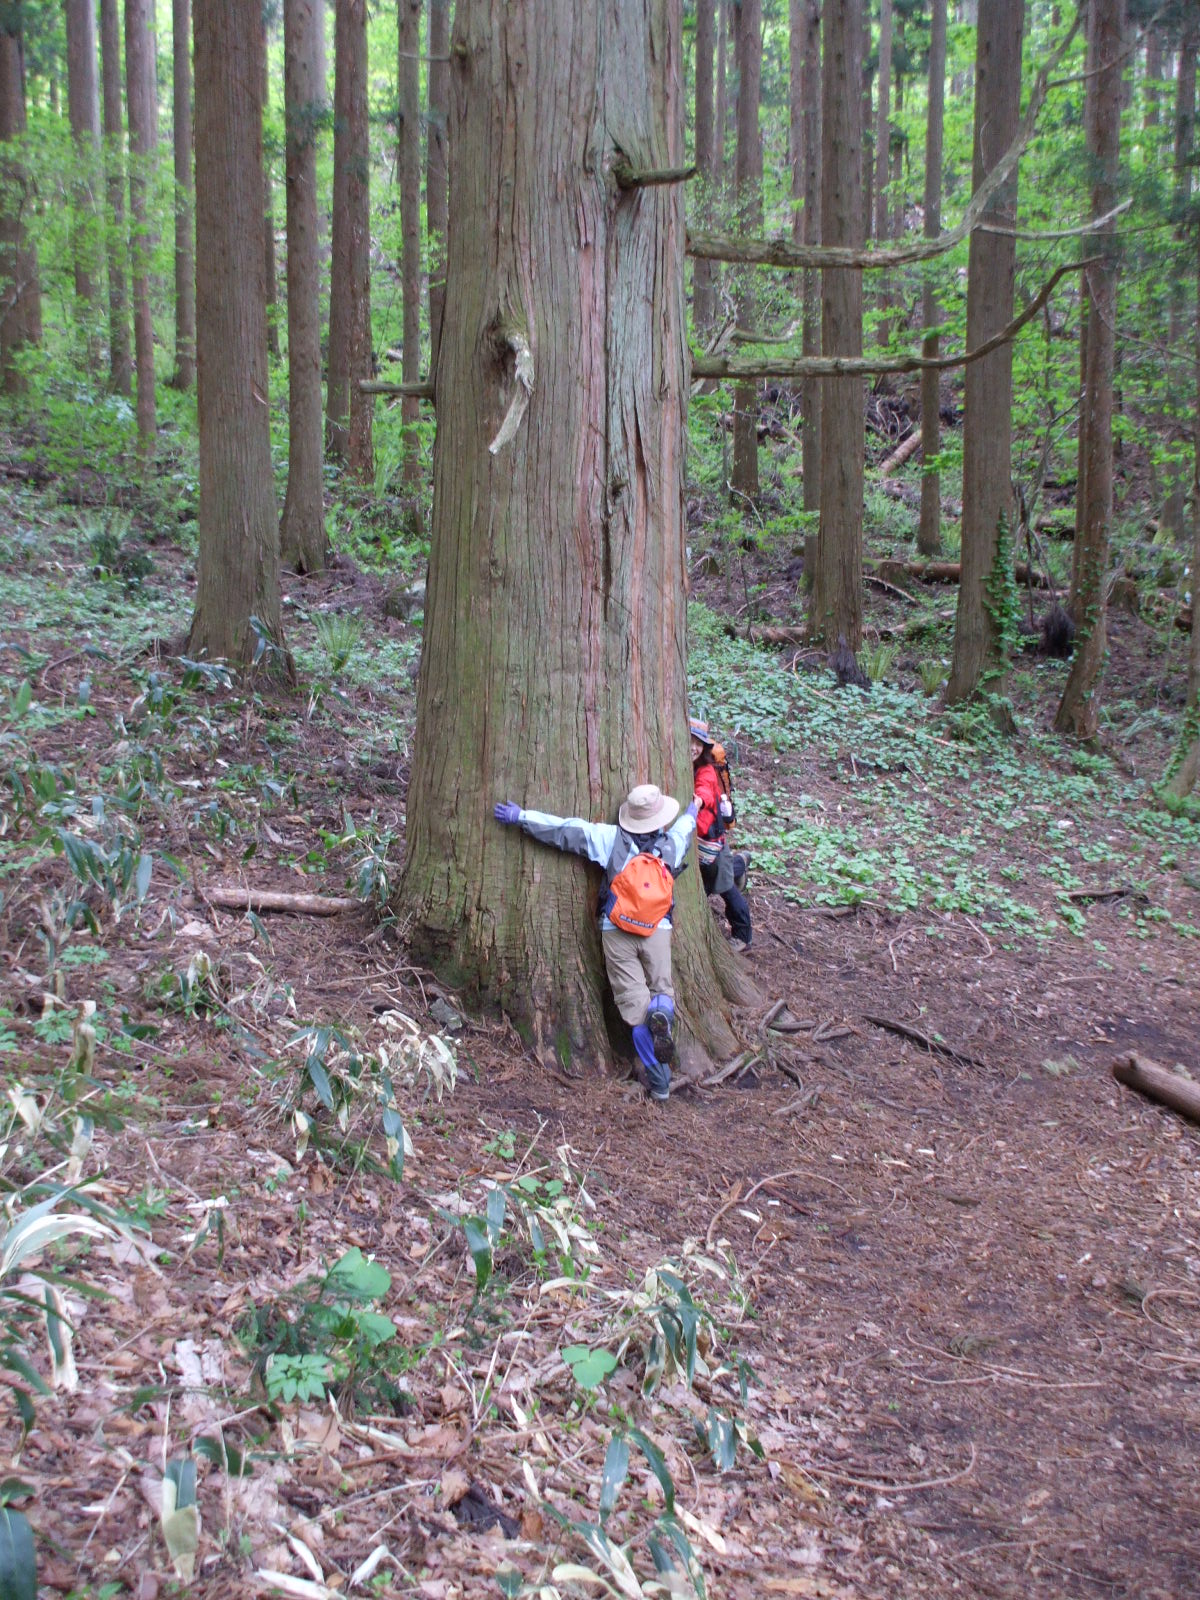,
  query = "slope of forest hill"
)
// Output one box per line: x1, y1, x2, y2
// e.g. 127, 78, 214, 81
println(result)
1, 469, 1198, 1600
